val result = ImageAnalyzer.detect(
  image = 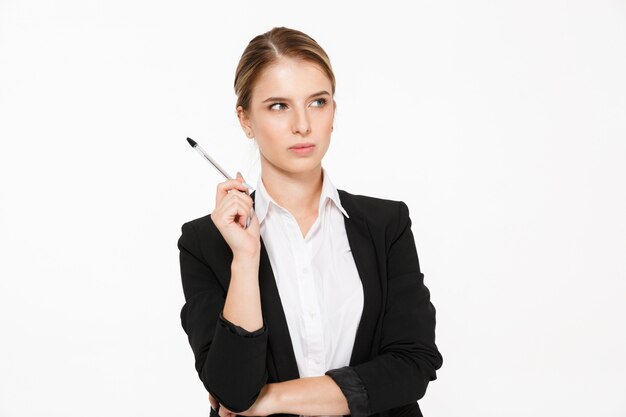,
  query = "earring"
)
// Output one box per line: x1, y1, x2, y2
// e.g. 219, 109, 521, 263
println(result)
247, 130, 253, 137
